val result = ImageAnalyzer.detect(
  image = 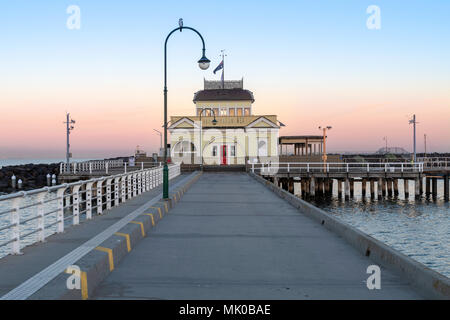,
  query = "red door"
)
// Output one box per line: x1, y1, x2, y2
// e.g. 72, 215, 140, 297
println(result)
221, 145, 227, 165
